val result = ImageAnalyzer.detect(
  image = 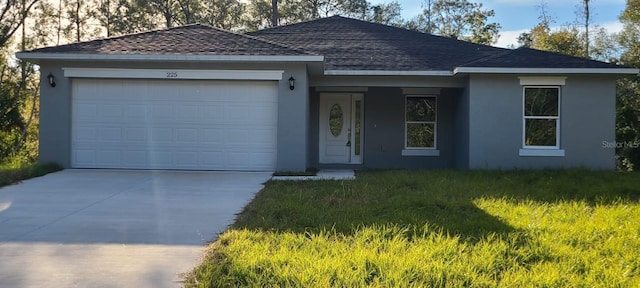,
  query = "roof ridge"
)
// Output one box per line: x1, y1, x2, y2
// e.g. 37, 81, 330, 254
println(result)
250, 15, 506, 51
184, 23, 319, 56
237, 29, 320, 57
